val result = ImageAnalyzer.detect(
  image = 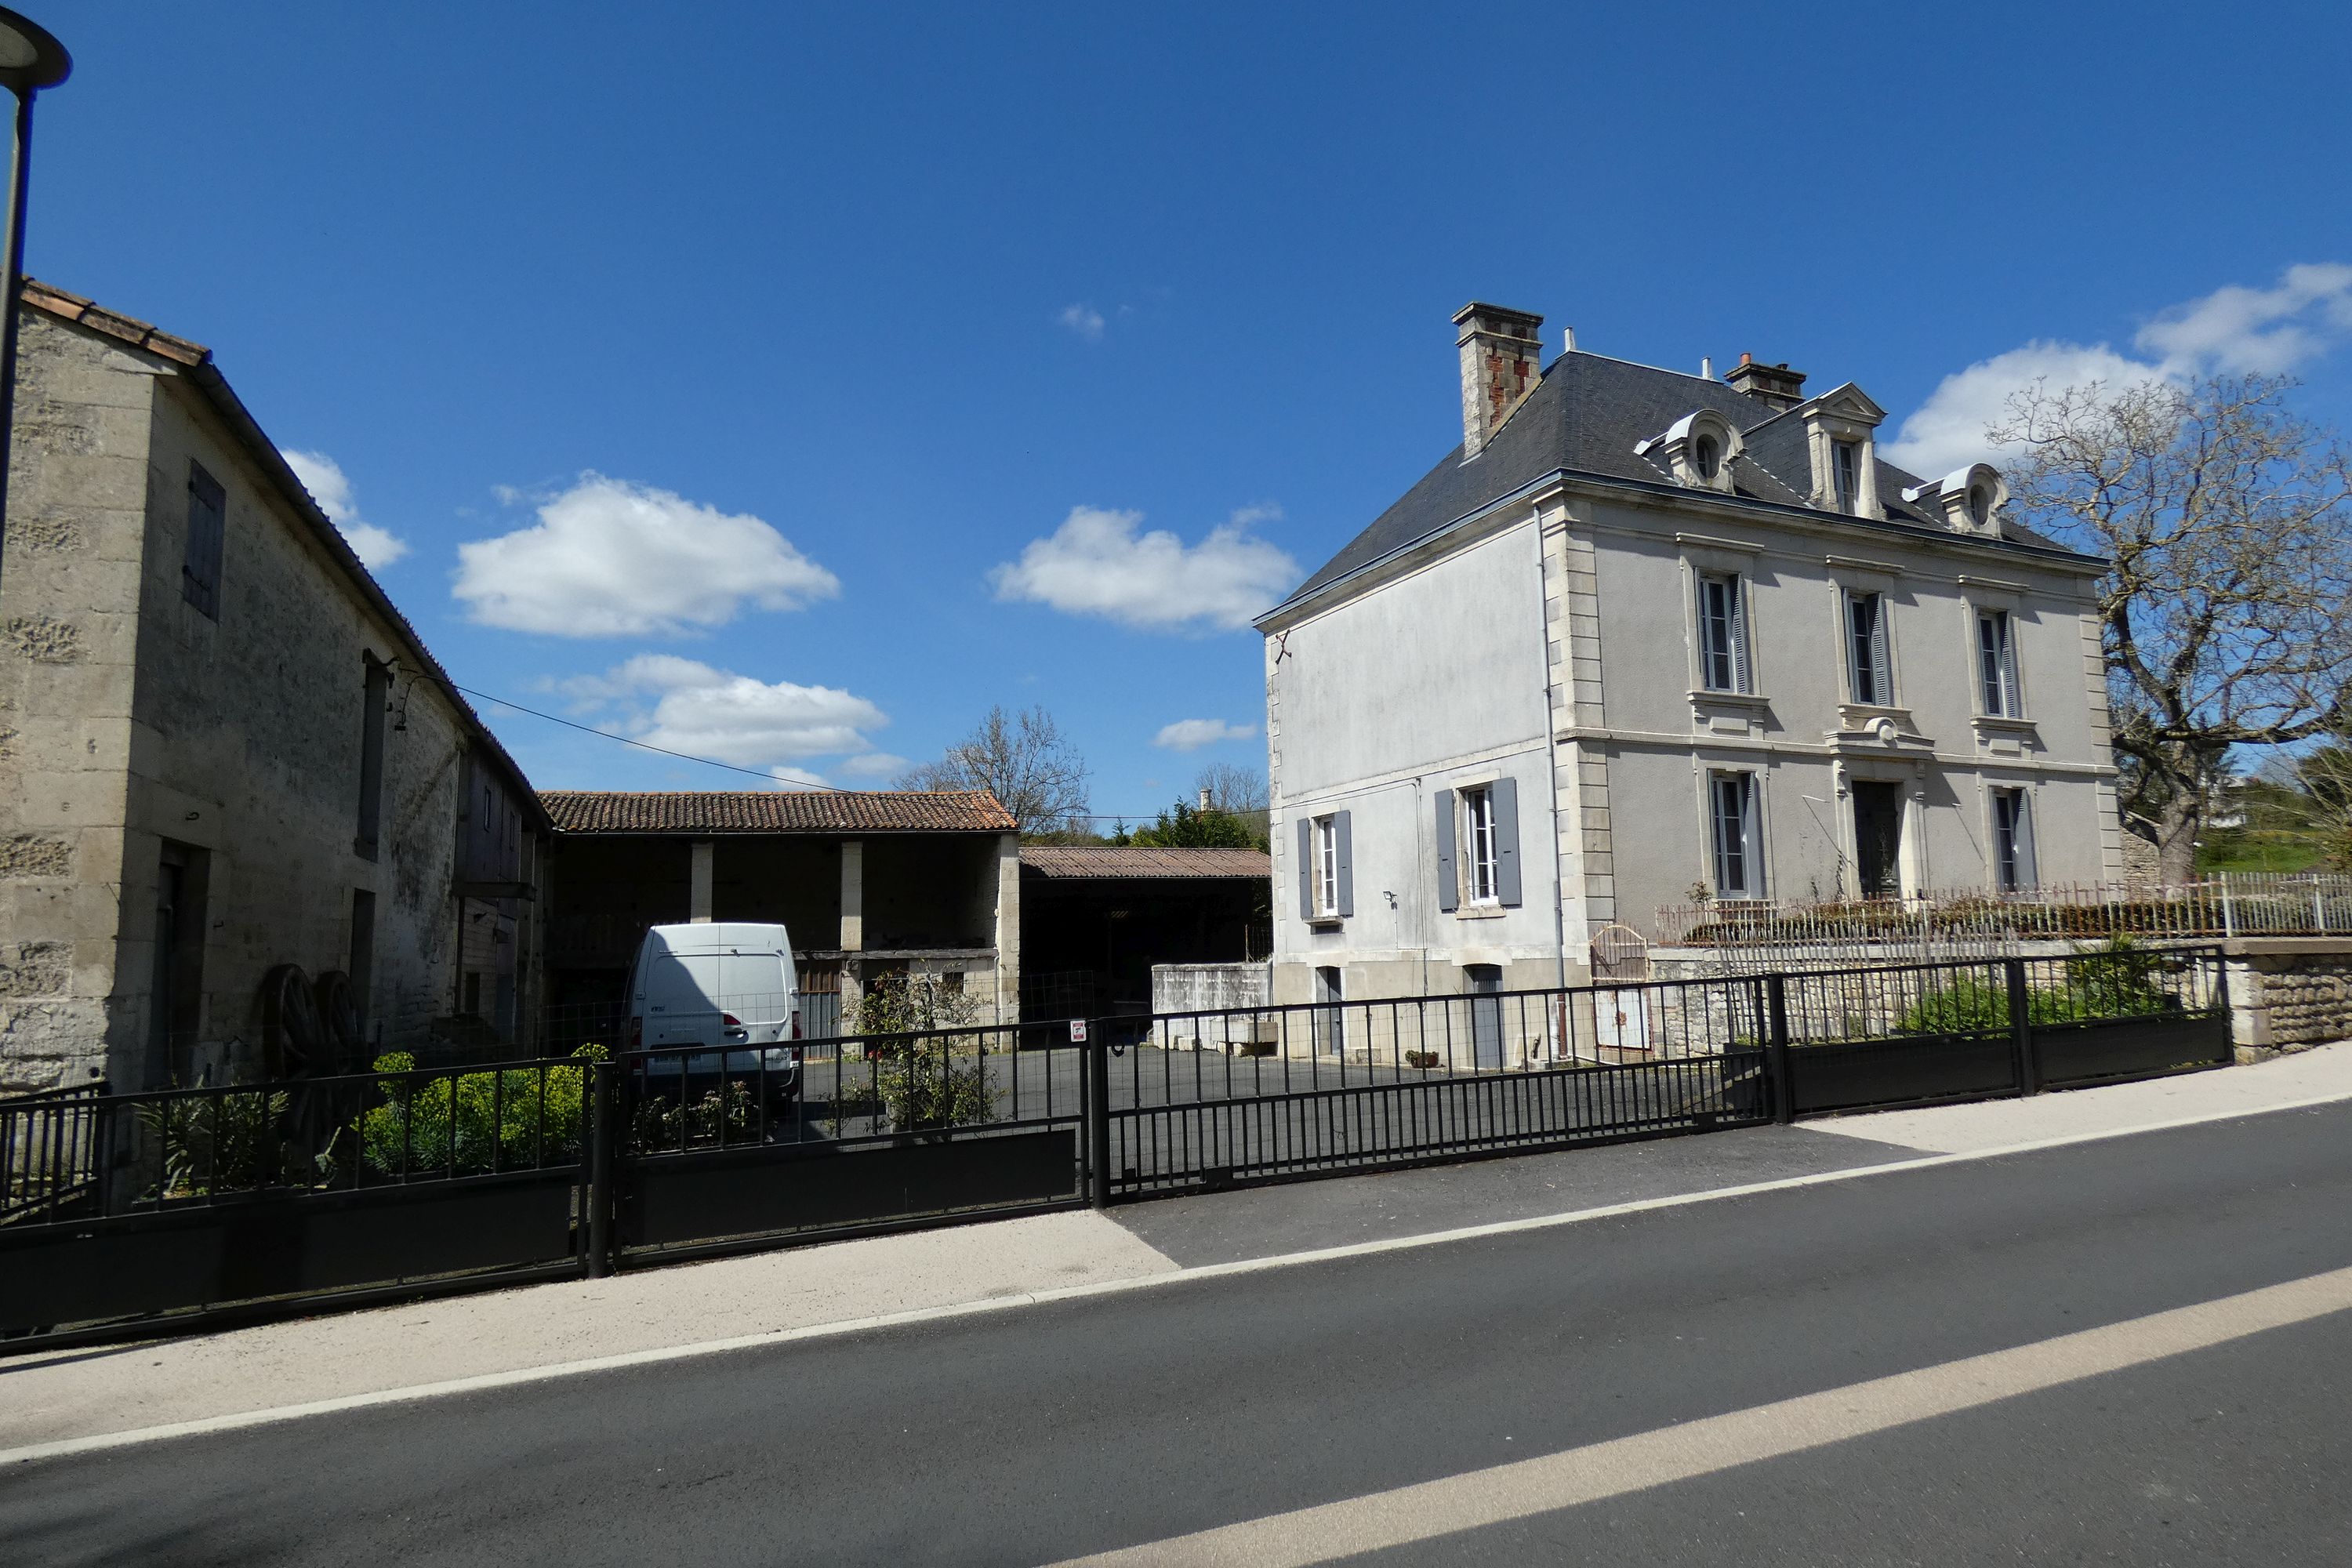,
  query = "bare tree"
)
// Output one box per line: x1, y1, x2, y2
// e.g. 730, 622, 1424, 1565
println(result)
1193, 761, 1269, 847
1994, 374, 2352, 880
897, 705, 1091, 836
